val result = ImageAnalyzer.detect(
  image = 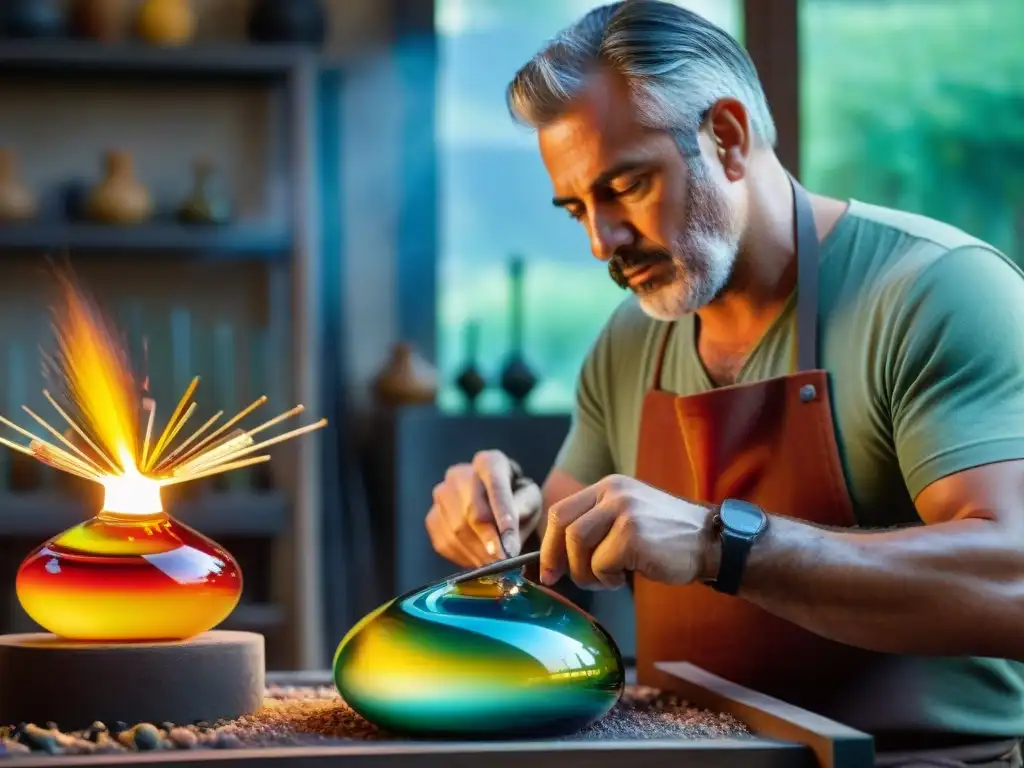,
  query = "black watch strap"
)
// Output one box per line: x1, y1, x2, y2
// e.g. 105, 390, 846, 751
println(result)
710, 499, 767, 596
